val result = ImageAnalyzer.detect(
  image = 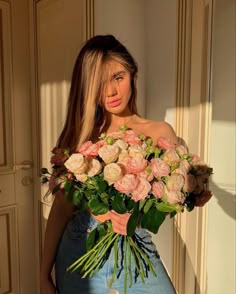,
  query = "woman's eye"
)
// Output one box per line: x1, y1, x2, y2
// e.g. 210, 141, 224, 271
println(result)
115, 76, 123, 81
